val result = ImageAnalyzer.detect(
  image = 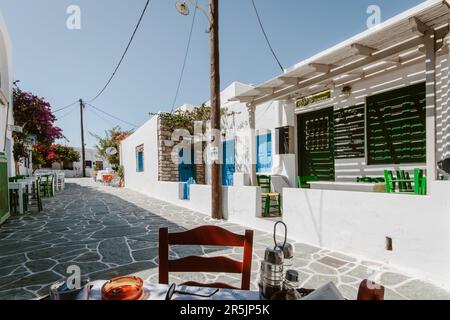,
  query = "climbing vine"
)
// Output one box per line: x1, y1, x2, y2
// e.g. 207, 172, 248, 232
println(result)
154, 104, 228, 134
